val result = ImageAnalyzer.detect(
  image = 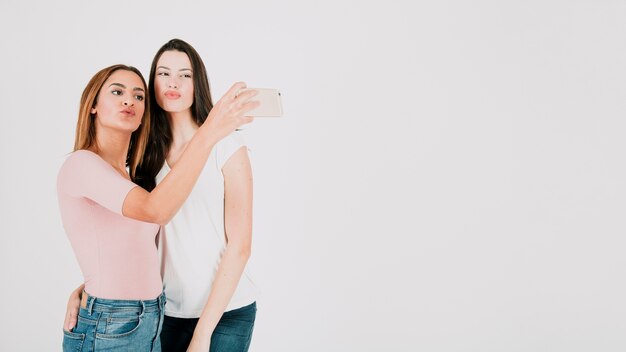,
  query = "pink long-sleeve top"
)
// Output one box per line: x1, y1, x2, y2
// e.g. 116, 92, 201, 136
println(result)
57, 150, 162, 300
